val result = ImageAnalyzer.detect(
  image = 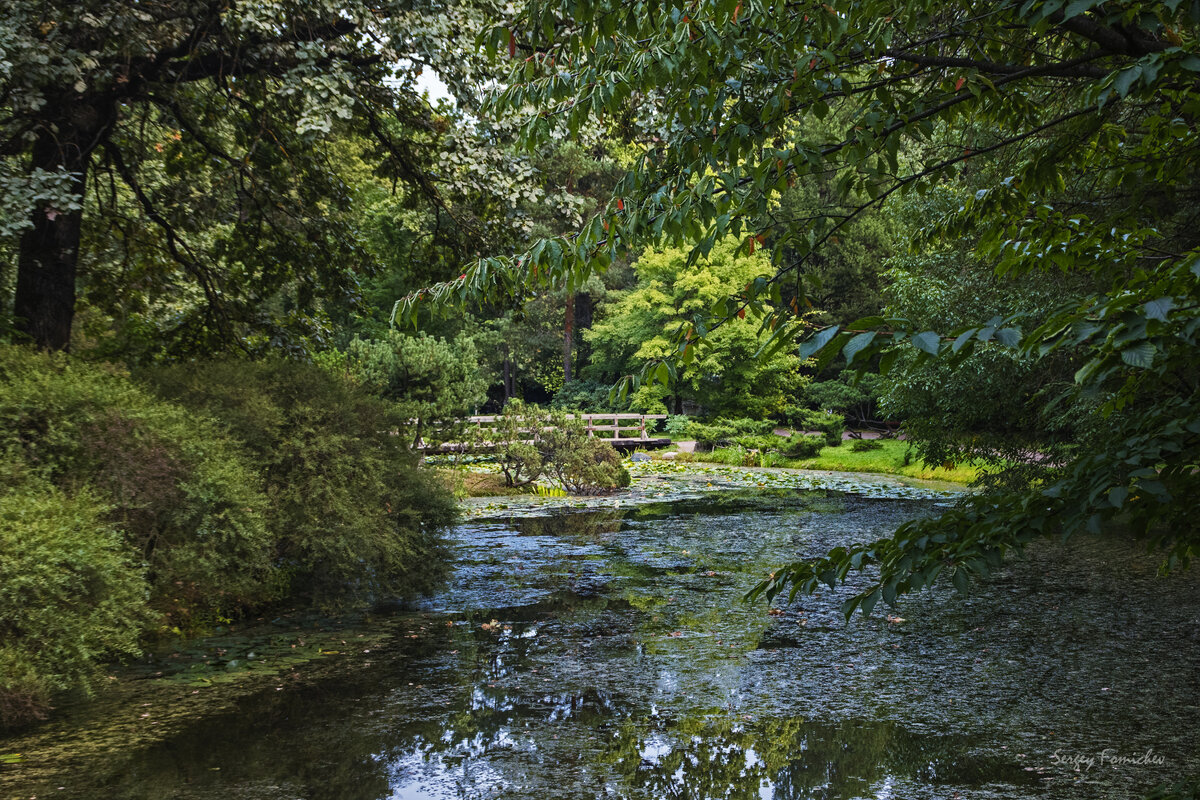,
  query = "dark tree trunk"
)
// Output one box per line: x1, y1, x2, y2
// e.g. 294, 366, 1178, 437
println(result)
502, 345, 514, 403
563, 294, 574, 384
14, 101, 111, 351
574, 292, 594, 372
